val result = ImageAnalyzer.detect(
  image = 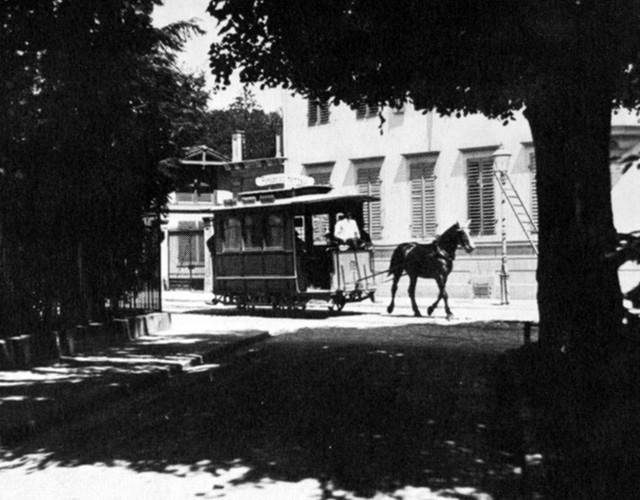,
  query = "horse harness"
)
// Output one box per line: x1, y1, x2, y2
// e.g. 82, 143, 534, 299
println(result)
404, 241, 453, 262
